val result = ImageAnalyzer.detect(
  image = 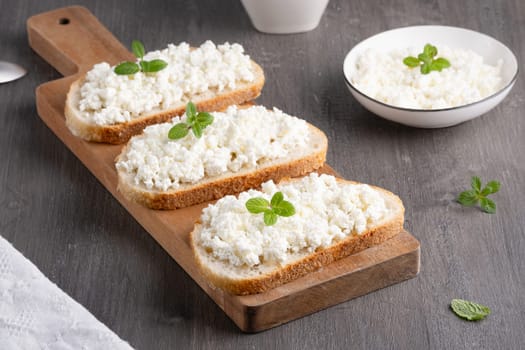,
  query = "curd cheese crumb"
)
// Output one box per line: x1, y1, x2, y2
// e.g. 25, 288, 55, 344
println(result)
351, 46, 503, 109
